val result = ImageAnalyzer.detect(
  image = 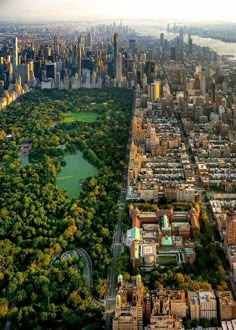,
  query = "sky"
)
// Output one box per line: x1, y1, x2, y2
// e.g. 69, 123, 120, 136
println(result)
0, 0, 236, 22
